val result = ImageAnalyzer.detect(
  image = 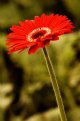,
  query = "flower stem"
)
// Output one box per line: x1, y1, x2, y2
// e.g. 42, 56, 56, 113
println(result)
43, 47, 67, 121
